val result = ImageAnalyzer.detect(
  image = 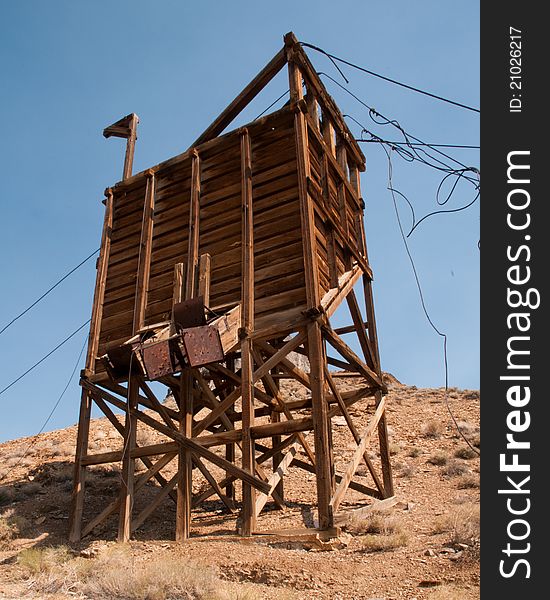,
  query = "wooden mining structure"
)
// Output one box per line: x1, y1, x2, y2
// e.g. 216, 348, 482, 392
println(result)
69, 32, 394, 543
